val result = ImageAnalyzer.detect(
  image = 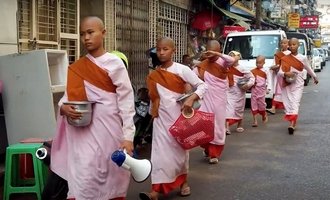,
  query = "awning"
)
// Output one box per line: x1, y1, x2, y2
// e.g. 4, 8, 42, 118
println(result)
233, 20, 251, 30
208, 0, 251, 22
